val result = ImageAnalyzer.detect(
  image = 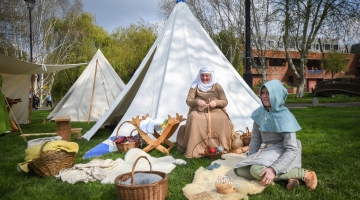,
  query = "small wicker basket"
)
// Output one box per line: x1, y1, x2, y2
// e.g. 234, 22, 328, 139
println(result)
240, 127, 252, 146
114, 156, 168, 200
114, 121, 140, 153
28, 141, 77, 177
199, 129, 223, 160
199, 105, 223, 159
